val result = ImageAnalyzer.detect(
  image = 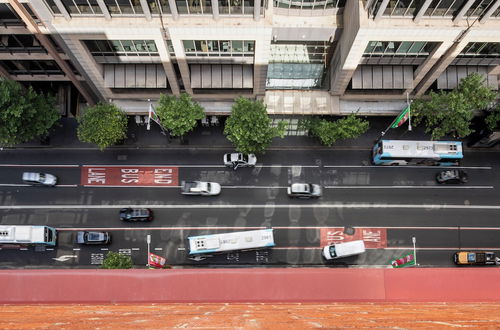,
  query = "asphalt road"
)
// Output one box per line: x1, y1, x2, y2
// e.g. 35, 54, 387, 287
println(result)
0, 148, 499, 269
